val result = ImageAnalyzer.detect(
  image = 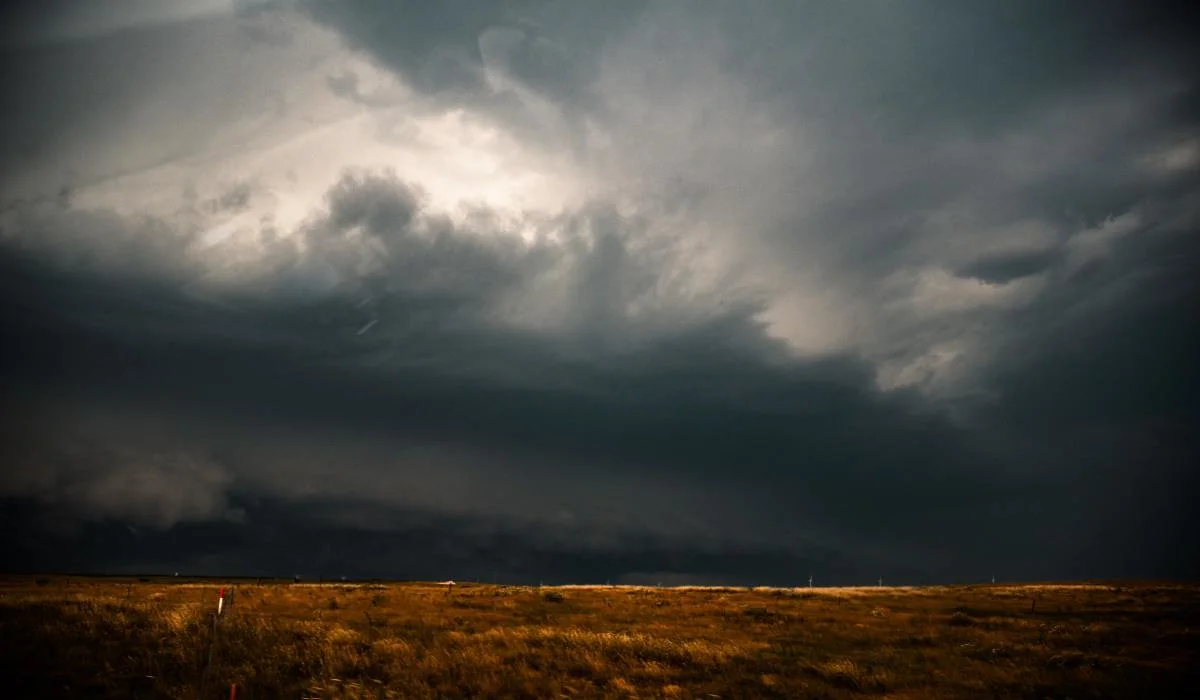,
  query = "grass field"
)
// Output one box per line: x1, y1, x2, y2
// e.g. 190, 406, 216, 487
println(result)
0, 577, 1196, 698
